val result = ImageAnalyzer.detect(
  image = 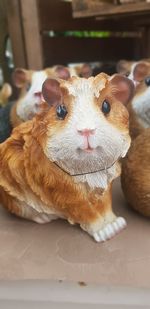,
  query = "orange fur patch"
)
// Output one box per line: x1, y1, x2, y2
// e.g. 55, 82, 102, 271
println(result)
0, 118, 112, 224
